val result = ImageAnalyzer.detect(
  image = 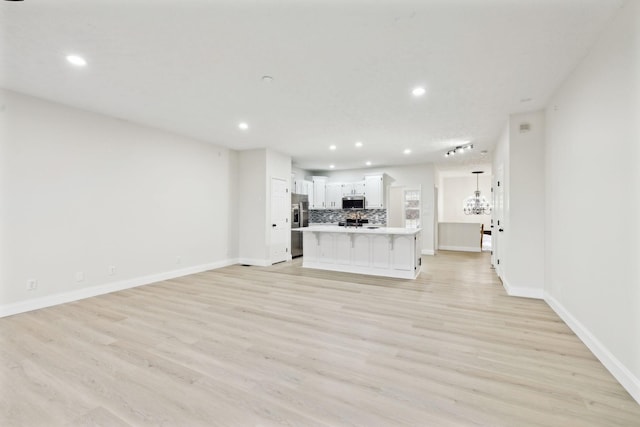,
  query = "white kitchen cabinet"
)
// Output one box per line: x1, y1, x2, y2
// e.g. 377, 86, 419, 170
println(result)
325, 183, 343, 209
391, 235, 414, 271
334, 233, 352, 265
293, 179, 312, 196
342, 181, 365, 196
301, 226, 422, 279
364, 175, 385, 208
351, 234, 370, 267
311, 176, 327, 209
370, 235, 390, 269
